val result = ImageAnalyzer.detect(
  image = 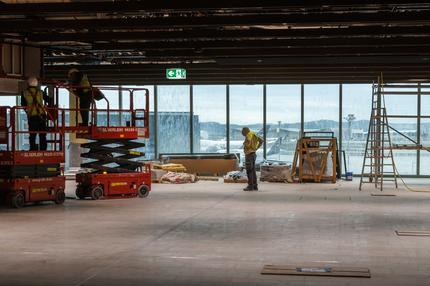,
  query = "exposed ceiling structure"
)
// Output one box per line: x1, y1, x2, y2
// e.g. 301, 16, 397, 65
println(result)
1, 1, 430, 84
